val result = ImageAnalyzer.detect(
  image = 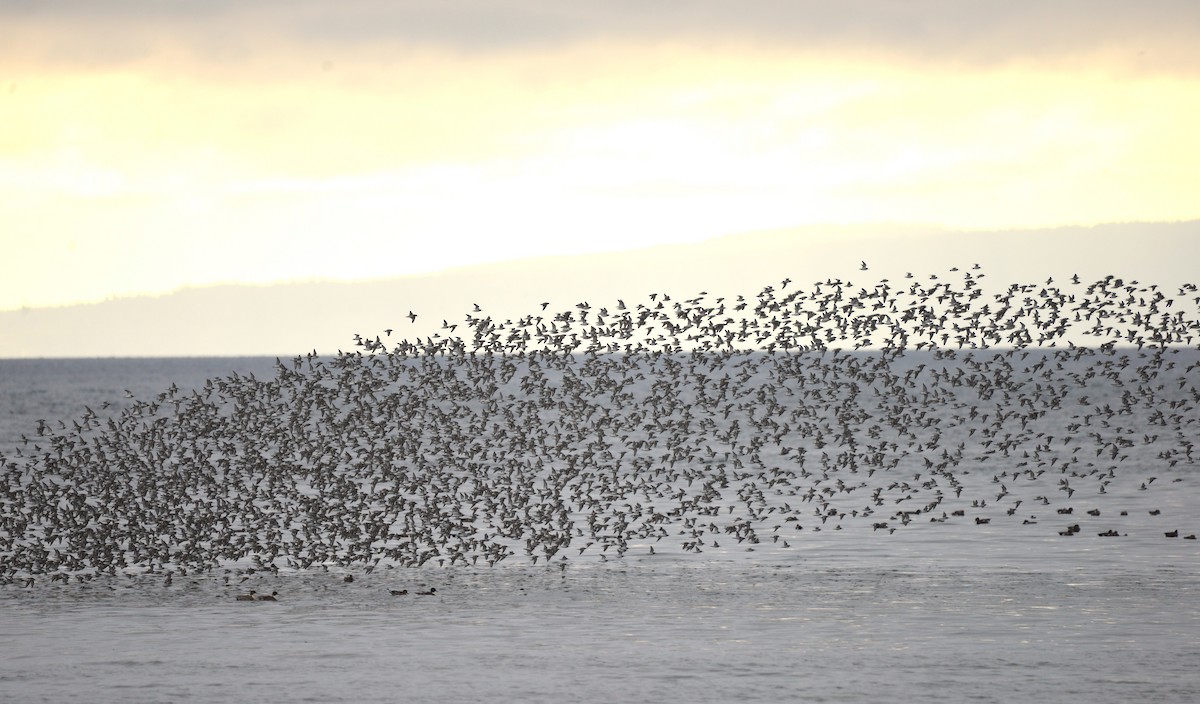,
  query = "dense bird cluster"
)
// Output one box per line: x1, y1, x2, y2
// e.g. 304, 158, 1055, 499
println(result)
1, 268, 1199, 583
